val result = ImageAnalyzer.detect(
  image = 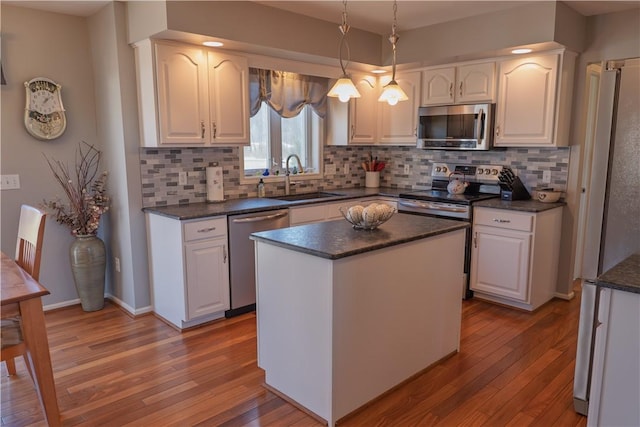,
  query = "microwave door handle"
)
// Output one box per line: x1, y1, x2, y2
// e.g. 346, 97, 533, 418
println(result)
477, 109, 485, 140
